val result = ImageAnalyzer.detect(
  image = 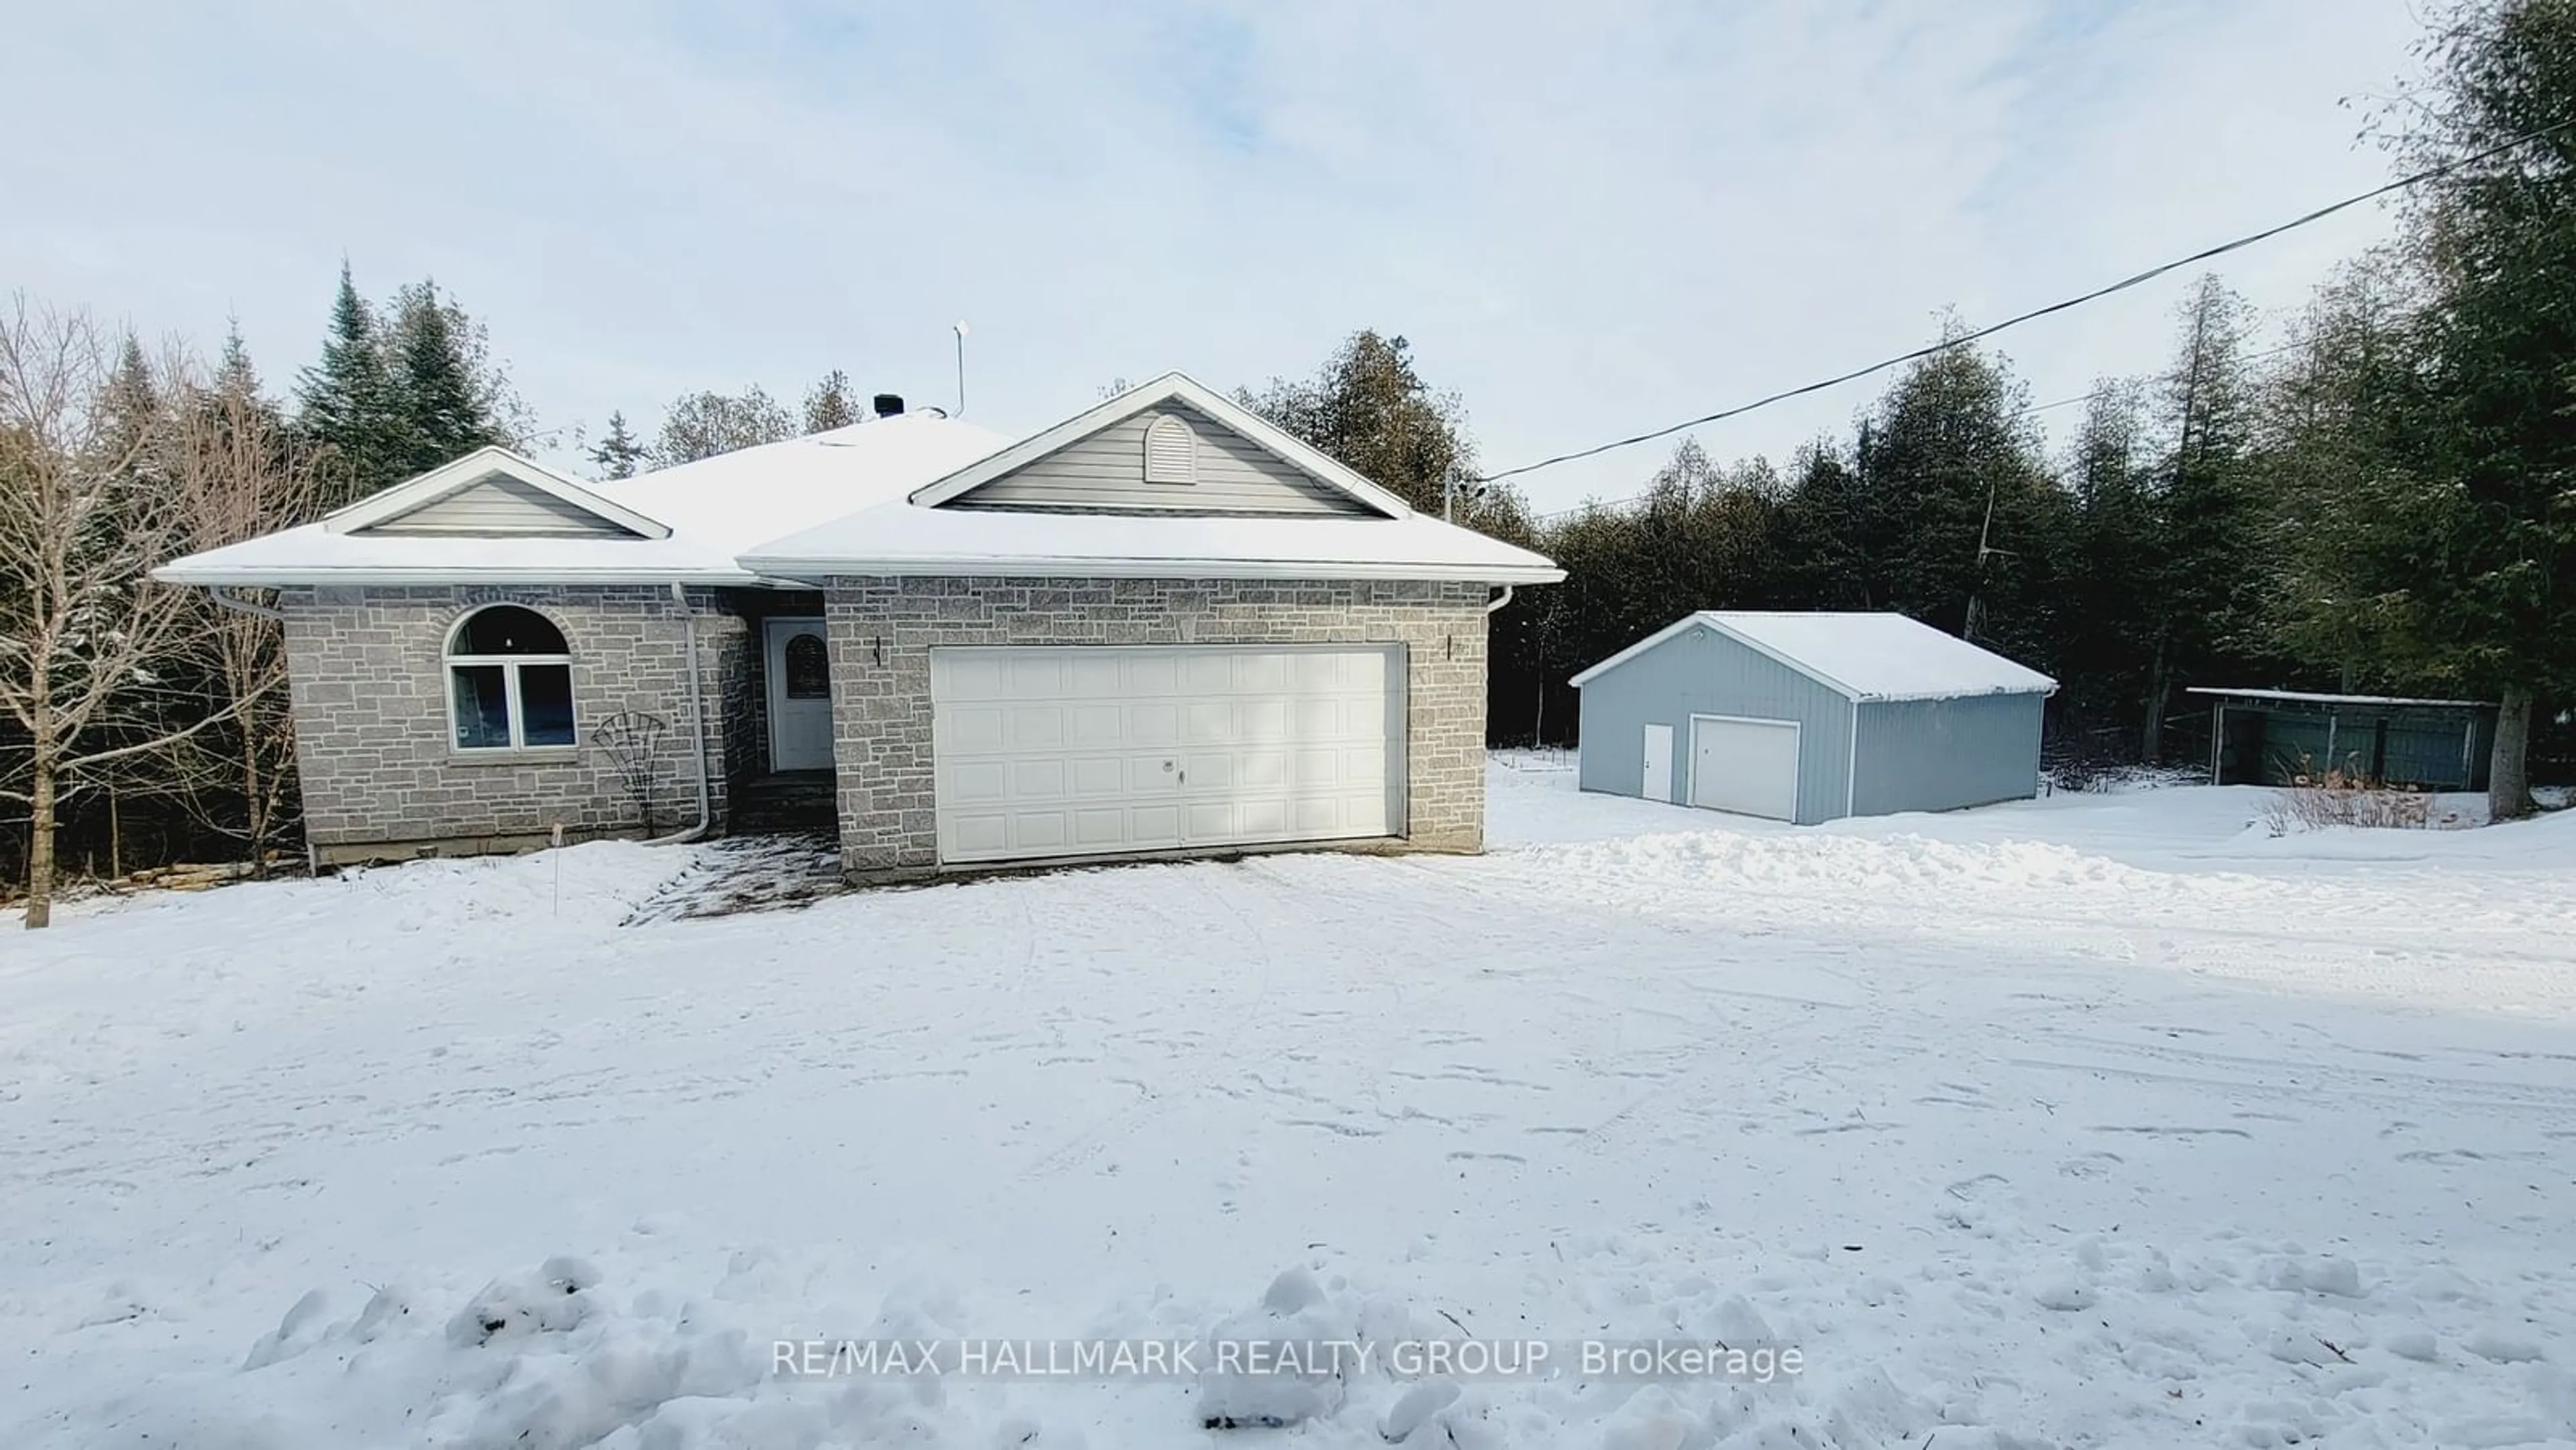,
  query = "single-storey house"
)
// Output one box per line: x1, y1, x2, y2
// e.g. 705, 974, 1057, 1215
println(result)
1570, 611, 2055, 824
2186, 687, 2496, 791
155, 374, 1562, 879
